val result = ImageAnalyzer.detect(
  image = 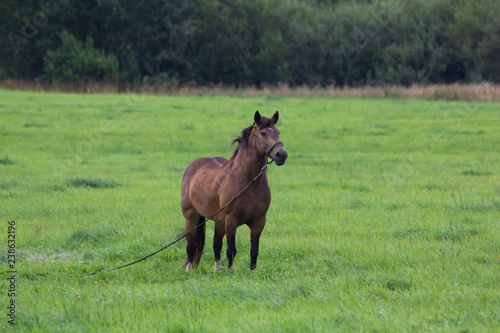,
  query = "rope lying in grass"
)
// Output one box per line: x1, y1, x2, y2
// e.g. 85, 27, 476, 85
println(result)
87, 161, 273, 276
